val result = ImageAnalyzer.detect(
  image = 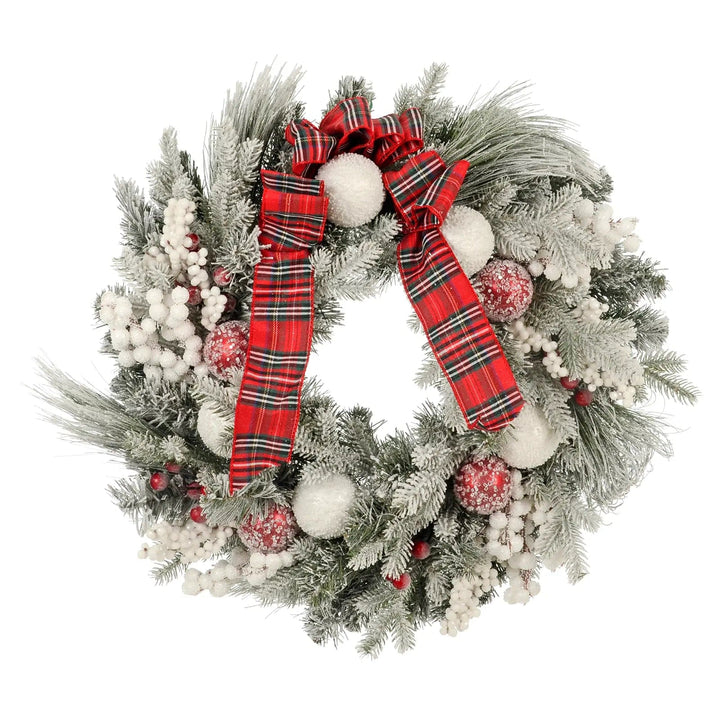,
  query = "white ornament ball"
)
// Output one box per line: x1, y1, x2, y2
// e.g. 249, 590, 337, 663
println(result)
442, 205, 495, 277
292, 473, 357, 539
196, 402, 233, 458
497, 403, 562, 469
316, 153, 385, 228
